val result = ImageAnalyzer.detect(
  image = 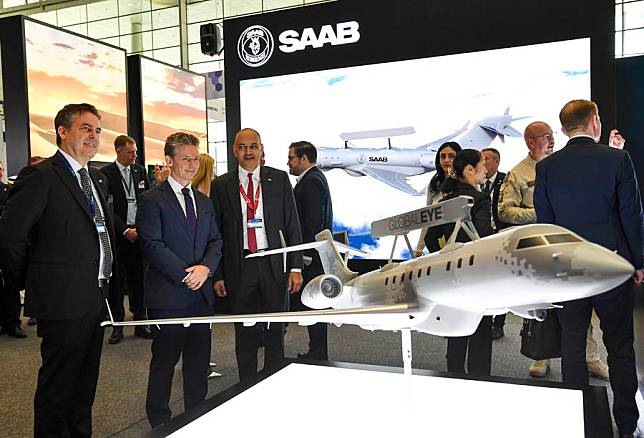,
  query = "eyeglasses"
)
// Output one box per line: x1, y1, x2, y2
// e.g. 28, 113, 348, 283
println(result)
528, 133, 556, 141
